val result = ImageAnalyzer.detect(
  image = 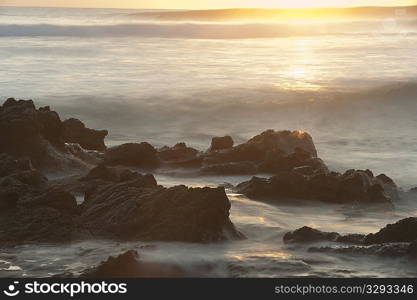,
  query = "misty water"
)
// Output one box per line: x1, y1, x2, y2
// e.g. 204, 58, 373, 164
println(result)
1, 6, 417, 277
